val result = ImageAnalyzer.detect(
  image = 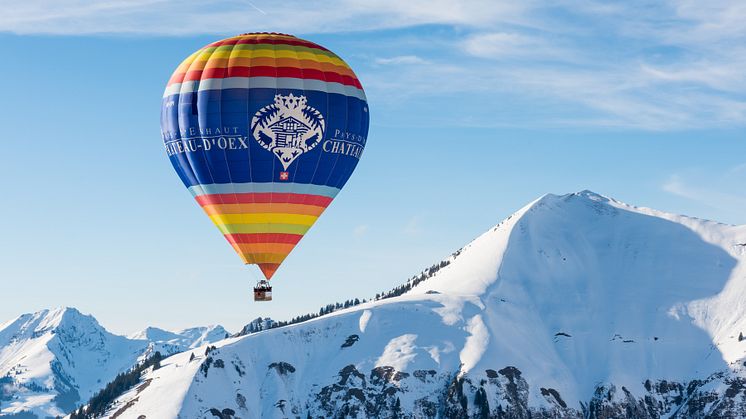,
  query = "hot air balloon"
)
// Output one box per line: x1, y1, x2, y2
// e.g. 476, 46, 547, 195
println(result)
161, 33, 369, 301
